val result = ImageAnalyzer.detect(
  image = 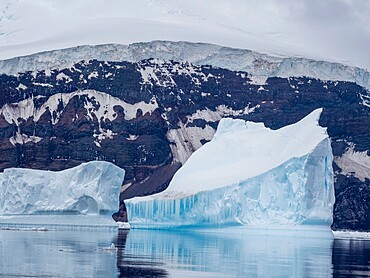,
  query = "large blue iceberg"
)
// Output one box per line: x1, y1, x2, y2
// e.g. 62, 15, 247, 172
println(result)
126, 109, 335, 228
0, 161, 125, 229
